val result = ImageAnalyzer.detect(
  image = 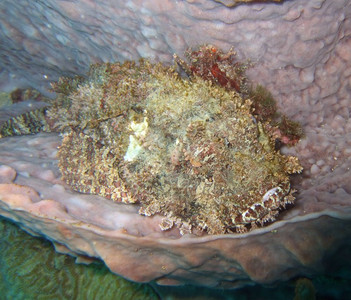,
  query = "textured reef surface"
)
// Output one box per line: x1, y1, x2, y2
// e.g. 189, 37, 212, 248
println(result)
0, 0, 351, 291
46, 53, 301, 235
0, 217, 158, 299
214, 0, 282, 7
